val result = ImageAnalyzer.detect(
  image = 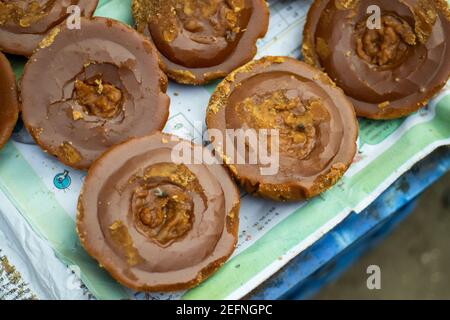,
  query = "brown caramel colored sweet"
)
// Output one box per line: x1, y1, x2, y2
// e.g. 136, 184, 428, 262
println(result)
20, 17, 170, 169
77, 132, 240, 291
0, 0, 99, 57
132, 0, 269, 85
303, 0, 450, 119
0, 52, 19, 150
206, 56, 358, 201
